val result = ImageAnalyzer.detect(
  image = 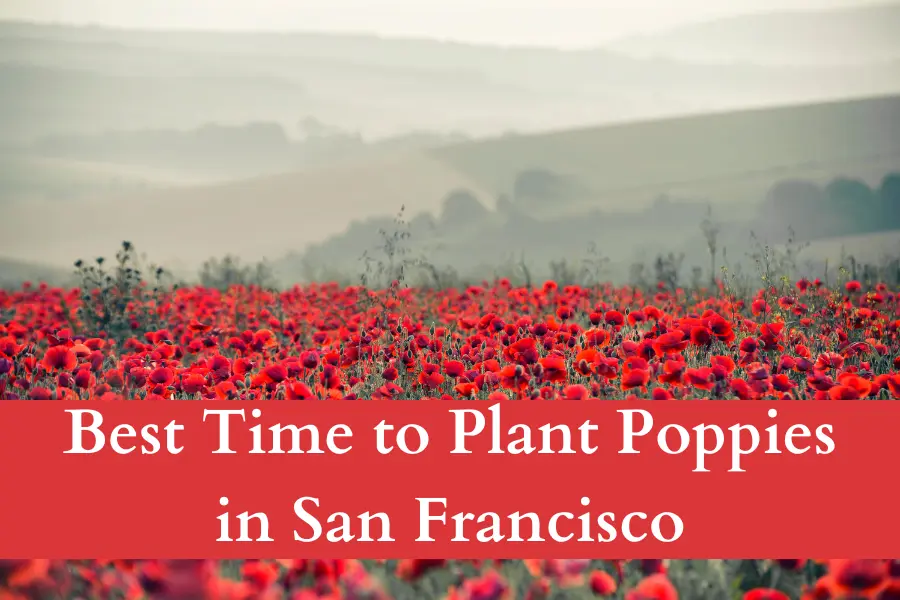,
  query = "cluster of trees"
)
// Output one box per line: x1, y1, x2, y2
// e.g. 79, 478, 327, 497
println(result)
758, 173, 900, 241
286, 167, 900, 287
510, 168, 592, 209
